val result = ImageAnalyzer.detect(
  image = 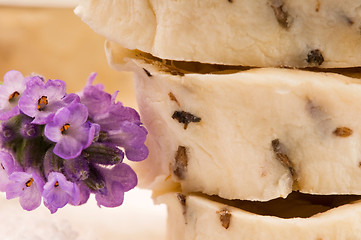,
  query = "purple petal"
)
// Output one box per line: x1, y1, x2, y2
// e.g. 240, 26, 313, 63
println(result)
94, 104, 141, 131
95, 182, 124, 208
44, 189, 70, 209
107, 122, 148, 161
6, 181, 24, 199
0, 151, 21, 191
110, 163, 138, 191
44, 107, 71, 142
0, 171, 10, 192
85, 123, 98, 148
19, 78, 66, 123
125, 144, 149, 162
30, 170, 46, 193
96, 163, 137, 193
3, 70, 24, 85
18, 78, 44, 117
0, 71, 28, 120
44, 199, 58, 214
30, 112, 55, 125
43, 172, 80, 212
73, 183, 90, 206
23, 77, 44, 98
109, 102, 141, 124
0, 150, 19, 174
6, 170, 44, 211
0, 106, 20, 121
8, 171, 32, 183
62, 93, 80, 104
80, 83, 111, 118
94, 163, 138, 207
45, 103, 93, 159
44, 79, 66, 100
87, 72, 98, 84
67, 103, 88, 126
19, 183, 42, 211
53, 135, 85, 160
